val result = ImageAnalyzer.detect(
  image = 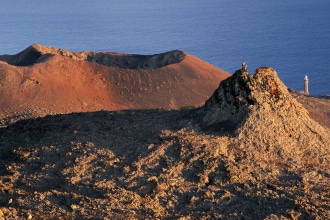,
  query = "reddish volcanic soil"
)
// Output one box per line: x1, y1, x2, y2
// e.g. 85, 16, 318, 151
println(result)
290, 91, 330, 129
0, 44, 230, 121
